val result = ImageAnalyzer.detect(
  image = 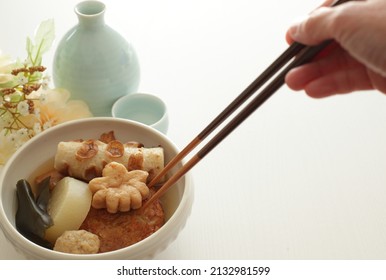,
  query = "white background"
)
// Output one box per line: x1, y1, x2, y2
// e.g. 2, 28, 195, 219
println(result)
1, 0, 386, 259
